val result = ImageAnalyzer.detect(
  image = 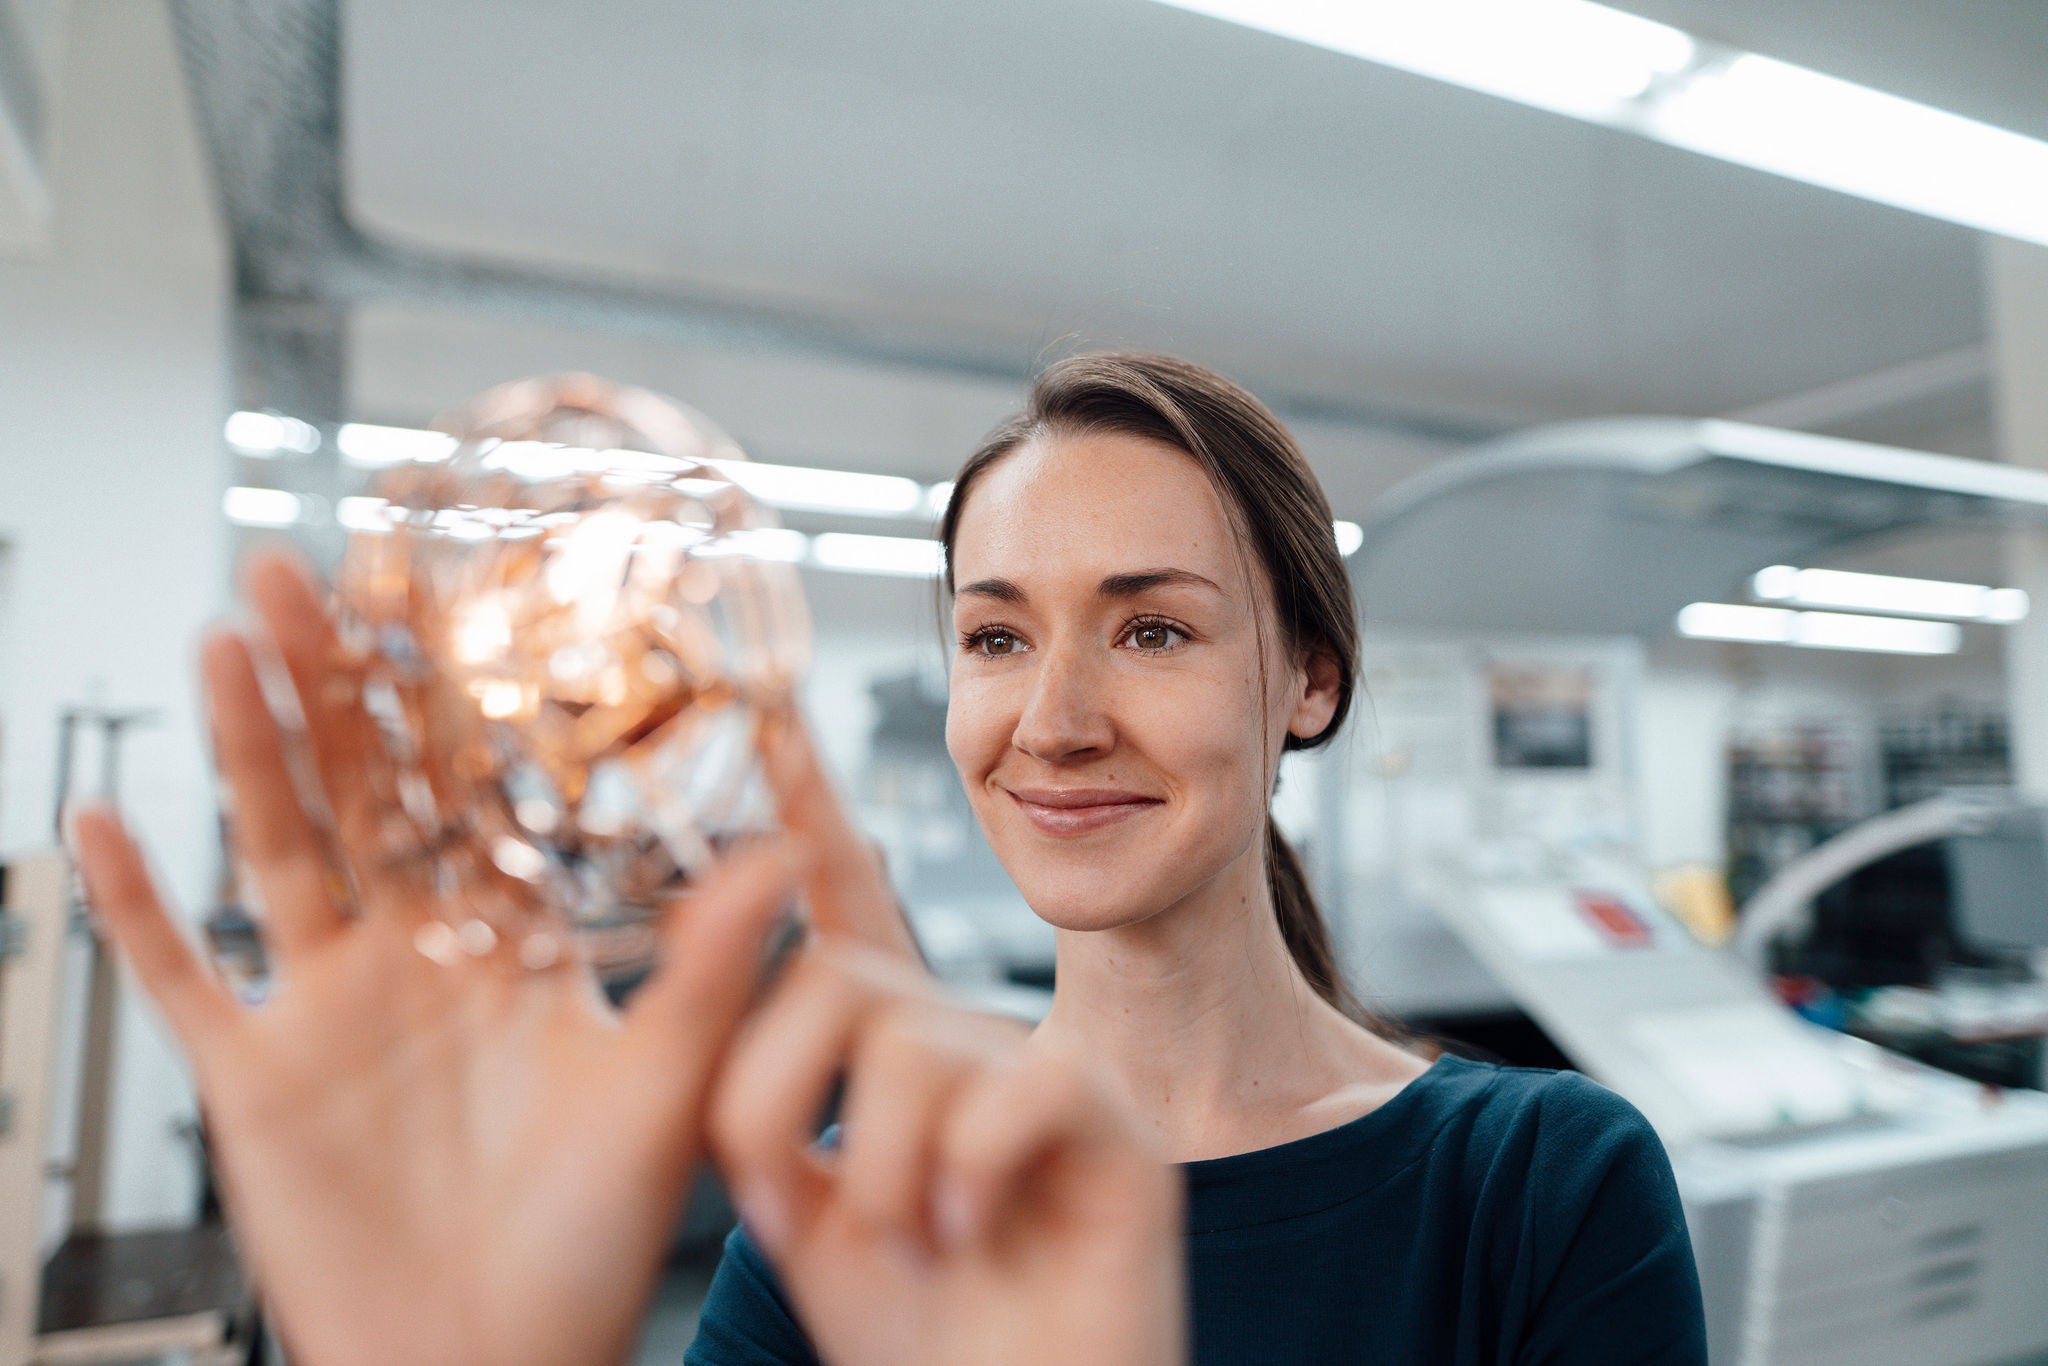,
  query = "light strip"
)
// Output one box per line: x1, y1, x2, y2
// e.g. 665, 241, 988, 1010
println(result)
709, 460, 925, 517
329, 418, 939, 520
1644, 55, 2048, 246
1151, 0, 2048, 245
223, 486, 305, 528
1677, 602, 1960, 655
271, 412, 1367, 564
225, 411, 321, 457
810, 532, 946, 578
337, 423, 458, 467
1752, 565, 2029, 623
